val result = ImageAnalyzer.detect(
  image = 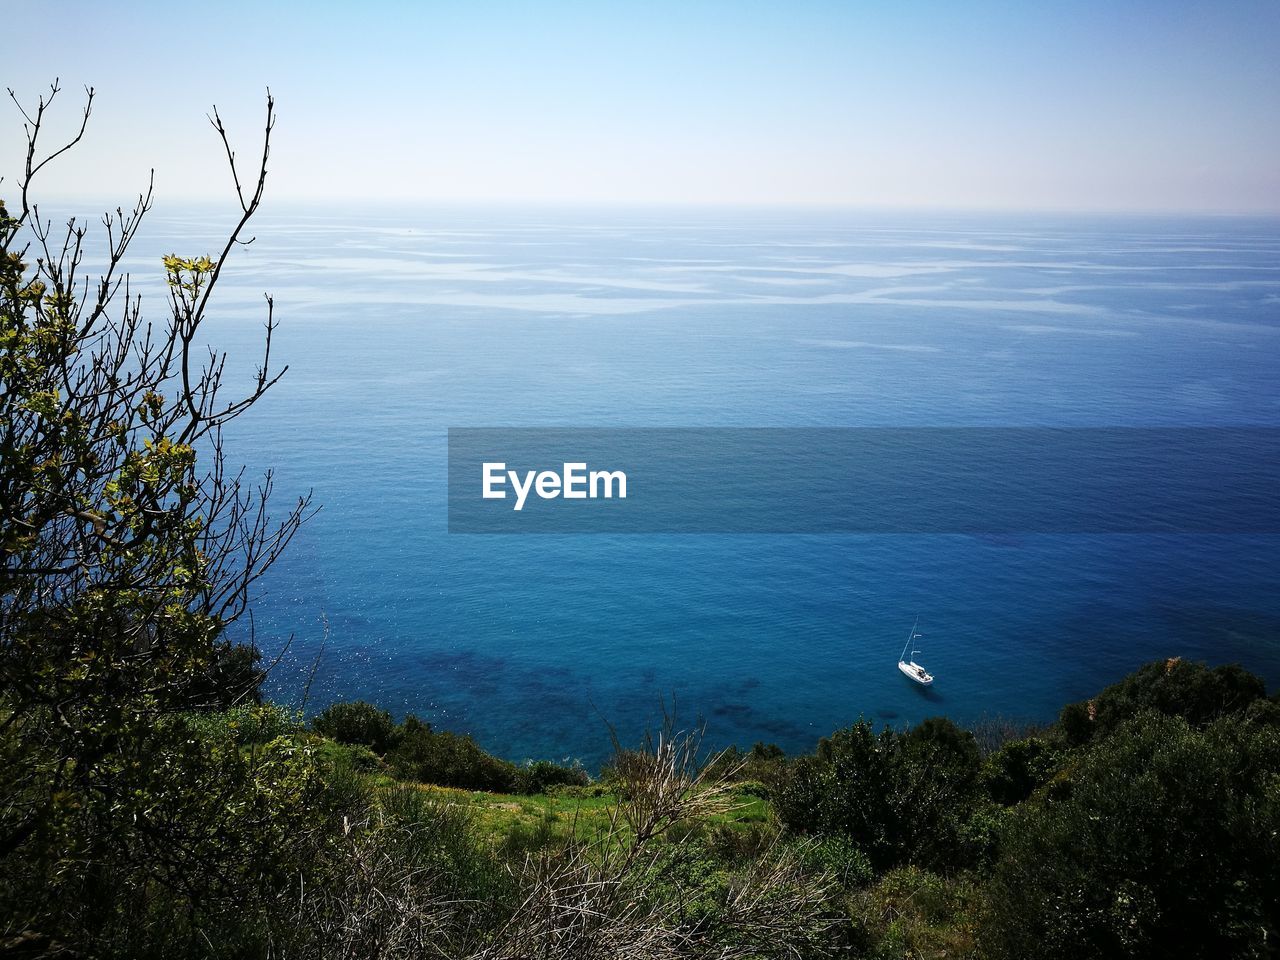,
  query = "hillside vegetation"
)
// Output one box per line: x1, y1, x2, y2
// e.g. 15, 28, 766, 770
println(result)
5, 655, 1278, 959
